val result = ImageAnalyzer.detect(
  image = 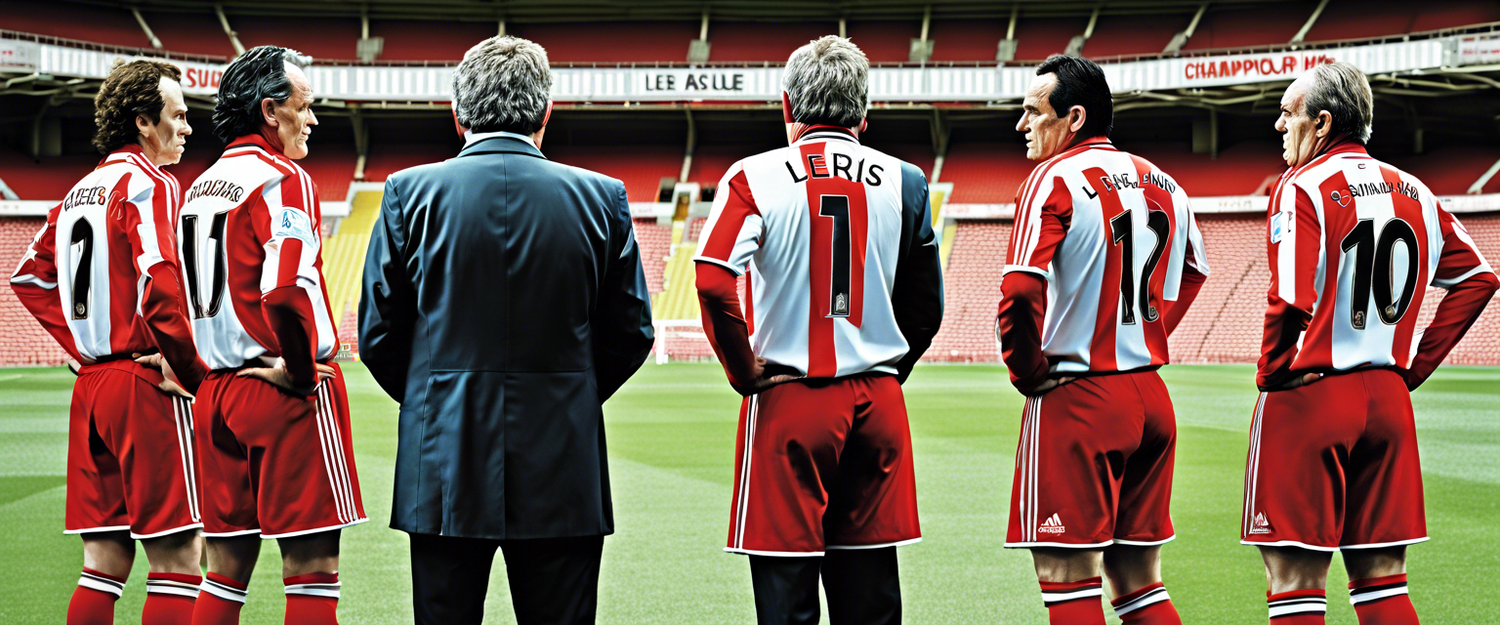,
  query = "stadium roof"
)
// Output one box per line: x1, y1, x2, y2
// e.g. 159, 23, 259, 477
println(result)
76, 0, 1303, 22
